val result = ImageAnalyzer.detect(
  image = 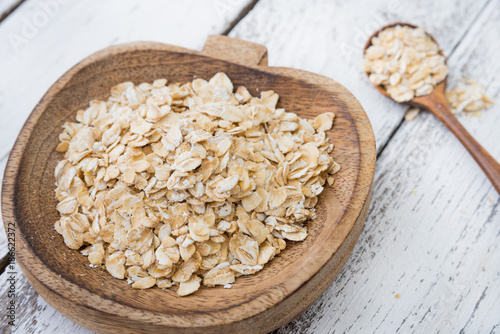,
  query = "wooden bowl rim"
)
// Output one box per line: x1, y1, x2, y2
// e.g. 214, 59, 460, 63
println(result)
1, 40, 376, 327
